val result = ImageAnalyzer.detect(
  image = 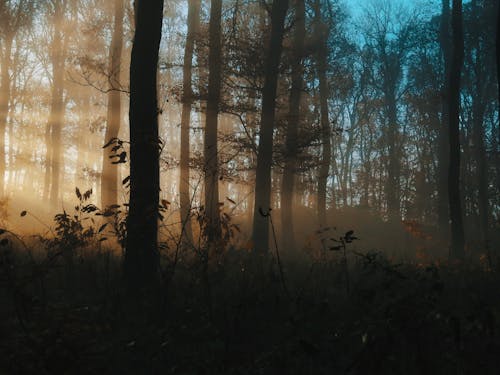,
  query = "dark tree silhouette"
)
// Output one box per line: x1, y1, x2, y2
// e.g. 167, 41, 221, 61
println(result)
124, 0, 164, 292
46, 0, 67, 207
101, 0, 124, 209
0, 1, 31, 197
281, 0, 305, 251
314, 0, 332, 226
252, 0, 289, 253
204, 0, 222, 242
438, 0, 451, 237
448, 0, 465, 259
179, 0, 200, 244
